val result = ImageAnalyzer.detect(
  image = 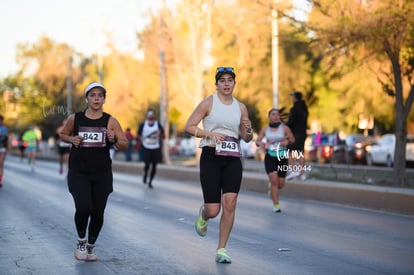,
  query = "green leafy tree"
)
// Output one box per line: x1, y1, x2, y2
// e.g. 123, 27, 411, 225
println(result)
12, 36, 88, 137
1, 76, 48, 132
